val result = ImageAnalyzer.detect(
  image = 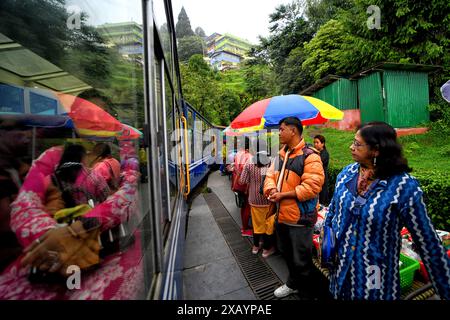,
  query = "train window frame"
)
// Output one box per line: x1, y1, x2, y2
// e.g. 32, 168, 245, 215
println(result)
152, 0, 174, 83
